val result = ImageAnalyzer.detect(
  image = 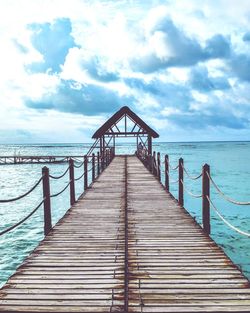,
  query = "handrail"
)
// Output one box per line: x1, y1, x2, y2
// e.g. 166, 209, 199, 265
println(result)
0, 176, 43, 203
181, 179, 202, 198
182, 164, 202, 180
169, 163, 179, 171
0, 199, 44, 236
74, 172, 85, 182
49, 166, 70, 179
207, 171, 250, 205
207, 196, 250, 237
50, 180, 72, 198
73, 161, 84, 169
